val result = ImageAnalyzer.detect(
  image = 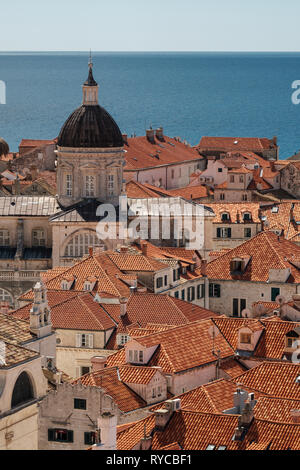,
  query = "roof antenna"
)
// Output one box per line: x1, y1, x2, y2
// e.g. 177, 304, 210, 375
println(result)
89, 49, 93, 68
